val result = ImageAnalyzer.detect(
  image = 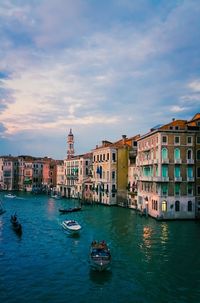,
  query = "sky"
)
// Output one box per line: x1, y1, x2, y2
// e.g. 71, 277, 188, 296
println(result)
0, 0, 200, 159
